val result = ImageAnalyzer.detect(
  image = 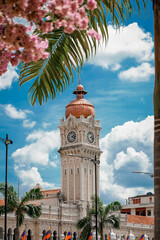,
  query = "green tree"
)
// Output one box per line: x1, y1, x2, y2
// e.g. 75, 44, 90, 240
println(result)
19, 0, 148, 106
77, 196, 121, 240
0, 183, 43, 230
